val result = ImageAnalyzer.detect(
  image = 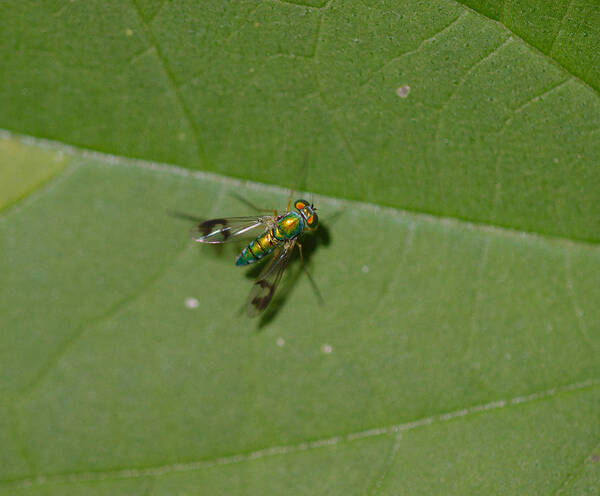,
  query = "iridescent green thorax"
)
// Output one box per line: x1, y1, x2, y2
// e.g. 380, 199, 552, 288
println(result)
274, 211, 304, 240
235, 212, 305, 266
